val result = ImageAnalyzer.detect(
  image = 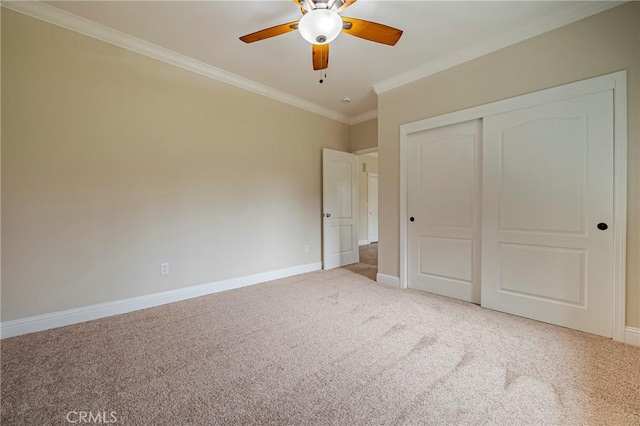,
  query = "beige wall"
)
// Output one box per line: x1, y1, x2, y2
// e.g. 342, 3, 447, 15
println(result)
378, 2, 640, 327
357, 155, 378, 243
1, 10, 350, 321
350, 118, 378, 152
